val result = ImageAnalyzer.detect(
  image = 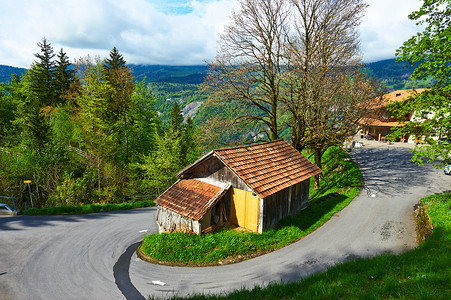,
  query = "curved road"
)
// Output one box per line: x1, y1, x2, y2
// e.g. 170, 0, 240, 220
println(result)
1, 142, 450, 299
